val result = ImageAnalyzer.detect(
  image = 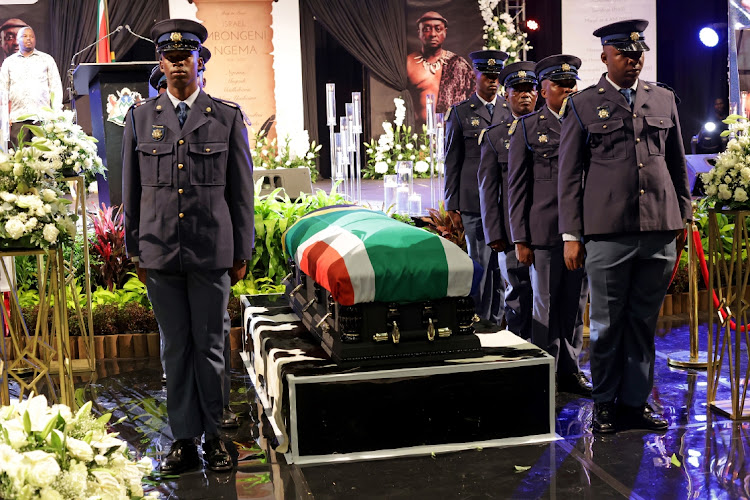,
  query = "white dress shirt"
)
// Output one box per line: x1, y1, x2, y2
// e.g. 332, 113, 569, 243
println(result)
0, 49, 63, 121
